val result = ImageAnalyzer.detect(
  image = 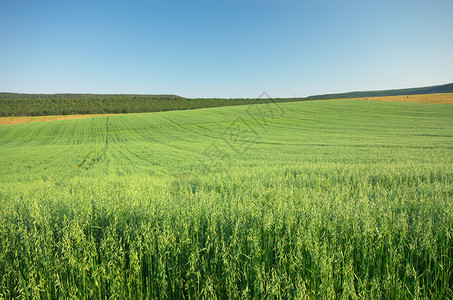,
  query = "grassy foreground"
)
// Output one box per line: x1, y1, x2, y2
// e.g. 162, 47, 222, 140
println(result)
0, 100, 452, 298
